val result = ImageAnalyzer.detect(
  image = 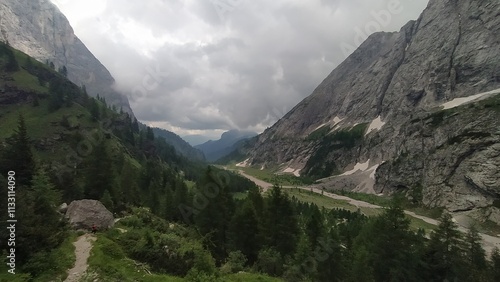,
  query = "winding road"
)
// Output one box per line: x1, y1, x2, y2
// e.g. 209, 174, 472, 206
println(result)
234, 169, 500, 255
